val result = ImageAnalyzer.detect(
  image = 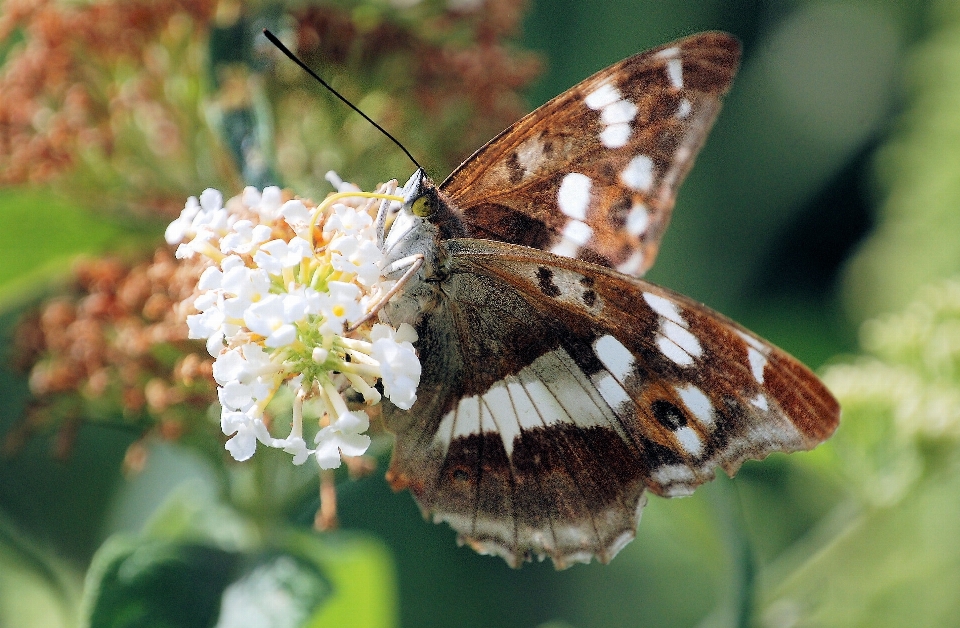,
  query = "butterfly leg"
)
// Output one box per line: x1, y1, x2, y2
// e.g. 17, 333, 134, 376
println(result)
346, 254, 424, 331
